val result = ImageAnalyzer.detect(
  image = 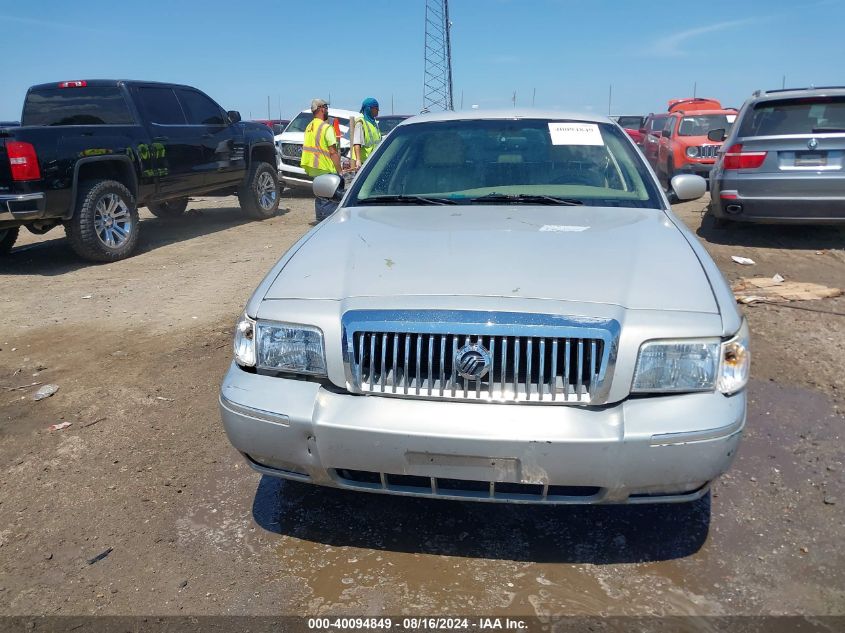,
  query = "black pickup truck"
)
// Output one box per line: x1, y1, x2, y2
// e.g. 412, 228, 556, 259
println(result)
0, 80, 279, 261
